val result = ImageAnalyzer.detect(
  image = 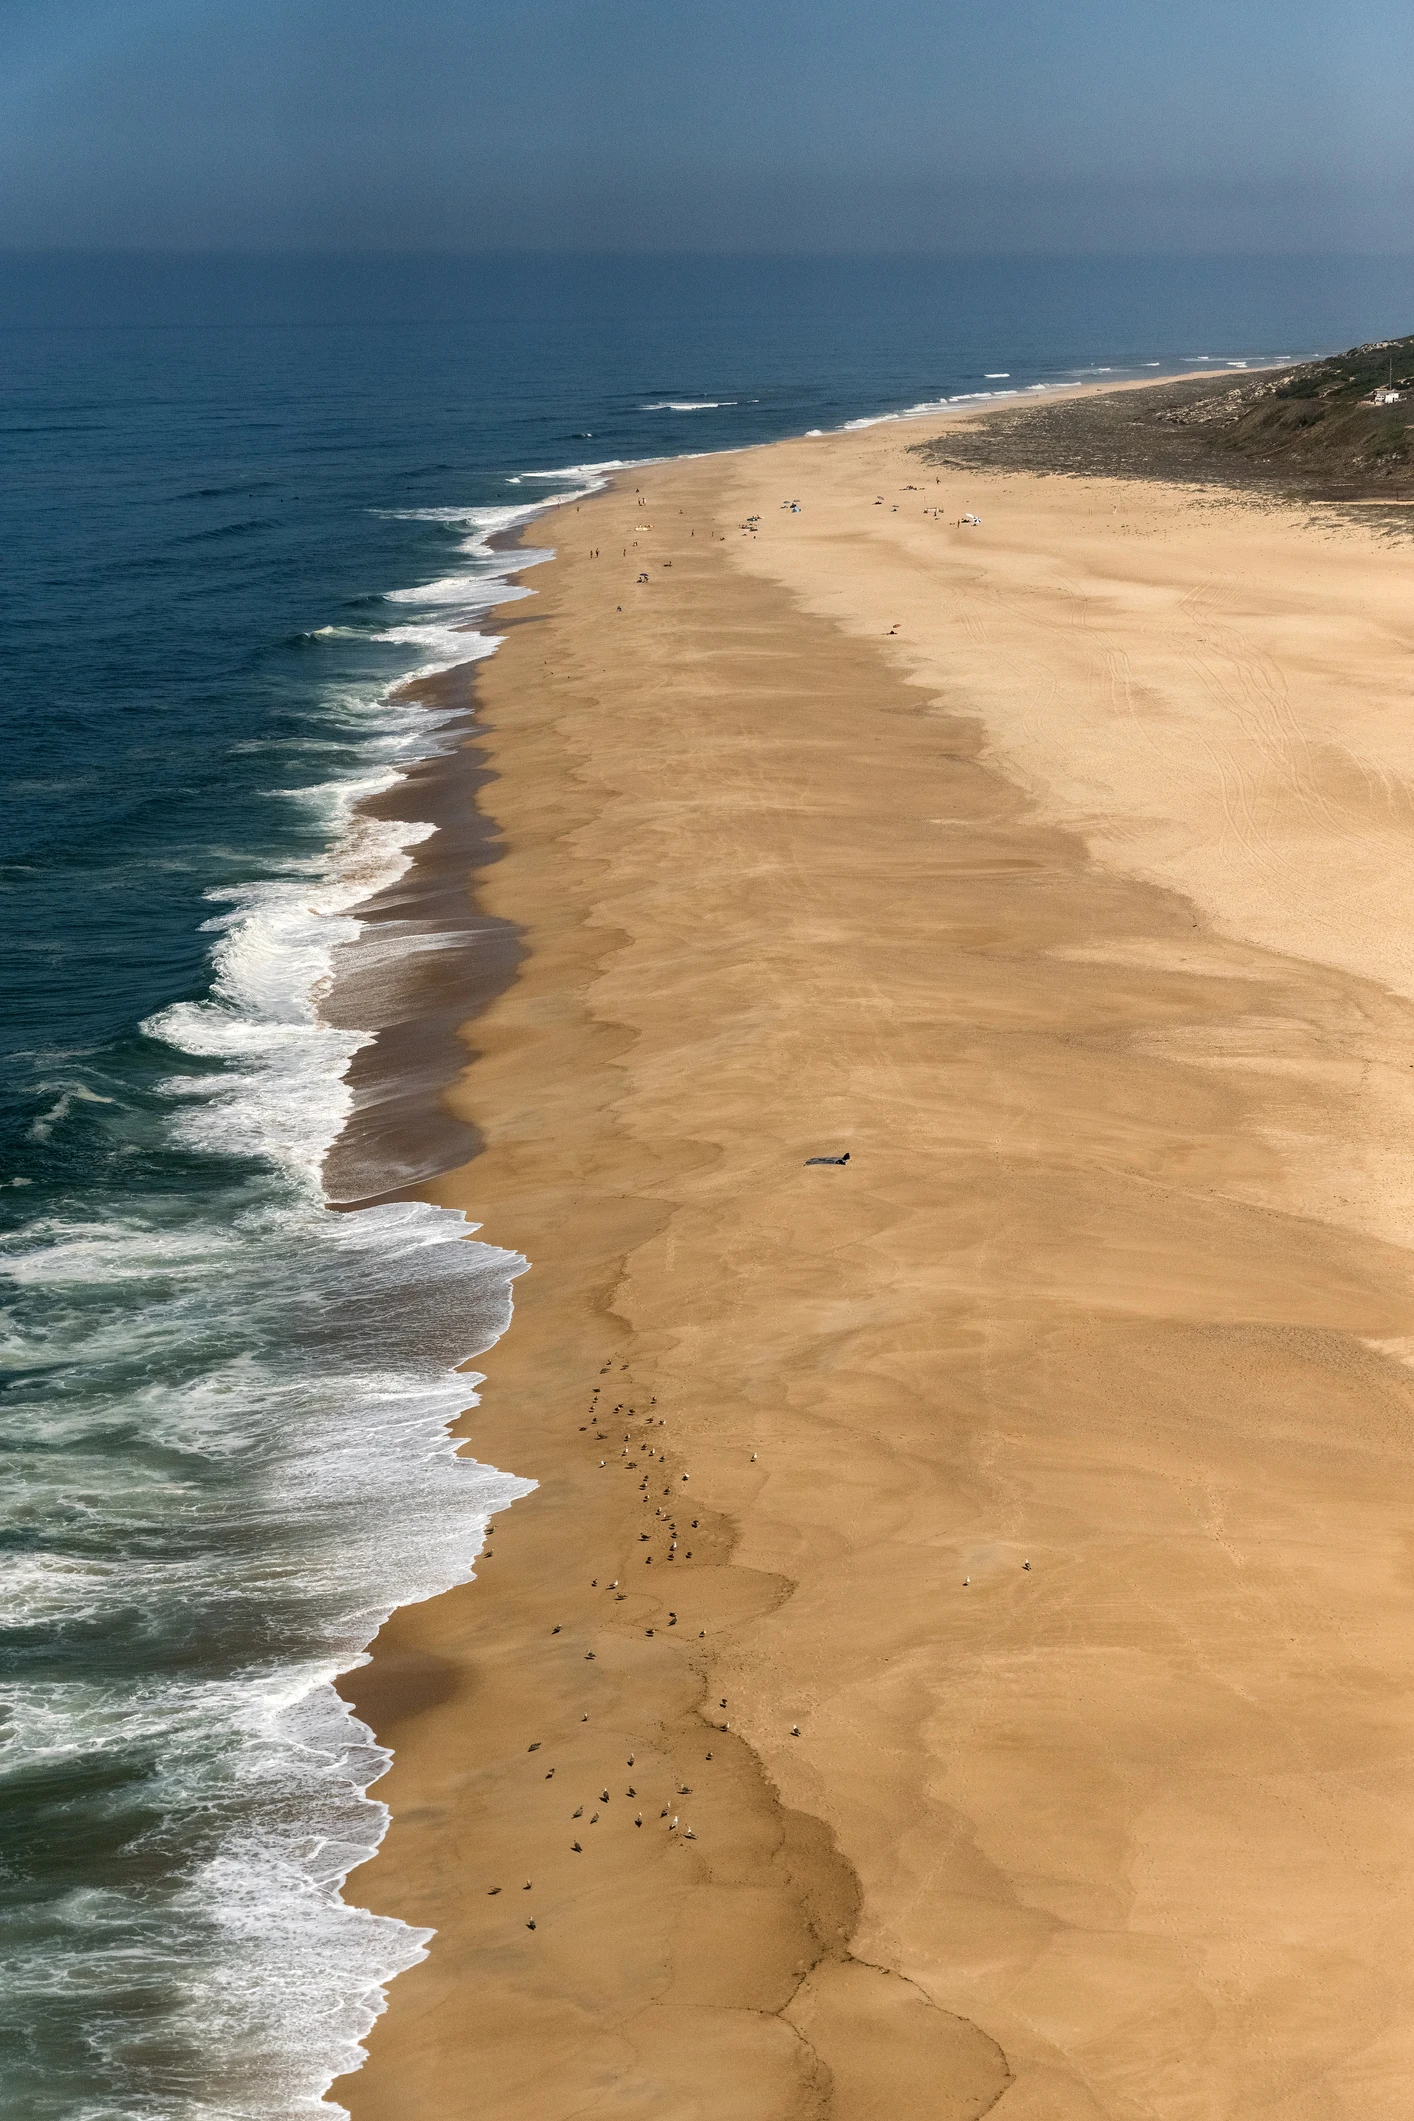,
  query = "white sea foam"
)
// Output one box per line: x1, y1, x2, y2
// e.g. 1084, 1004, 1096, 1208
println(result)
641, 400, 736, 411
0, 473, 615, 2115
114, 677, 536, 2110
3, 1210, 528, 2121
367, 620, 505, 675
841, 385, 1045, 431
27, 1081, 116, 1142
128, 465, 605, 2111
361, 507, 563, 675
508, 457, 658, 484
